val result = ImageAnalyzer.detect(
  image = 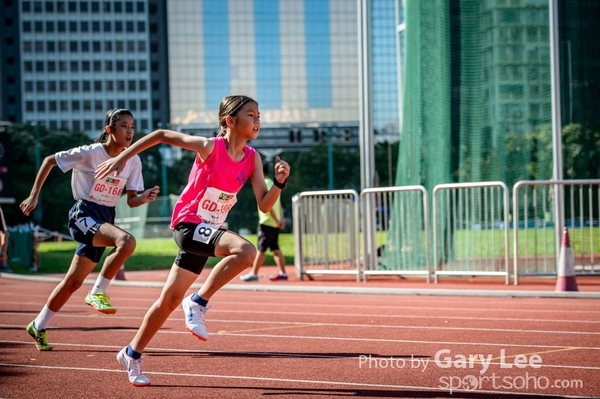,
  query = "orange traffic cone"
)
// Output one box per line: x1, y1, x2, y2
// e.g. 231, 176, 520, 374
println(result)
555, 227, 578, 292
